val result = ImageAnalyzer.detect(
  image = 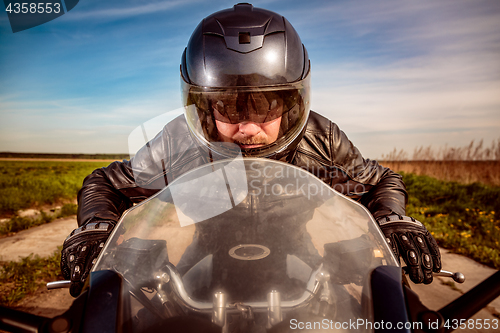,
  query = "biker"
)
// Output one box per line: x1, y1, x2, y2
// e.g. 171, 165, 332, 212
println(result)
61, 3, 441, 297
